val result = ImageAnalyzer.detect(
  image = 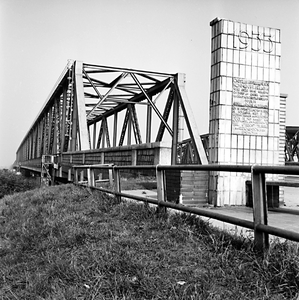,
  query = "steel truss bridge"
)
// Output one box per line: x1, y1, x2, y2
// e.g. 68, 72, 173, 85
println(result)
15, 60, 208, 183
